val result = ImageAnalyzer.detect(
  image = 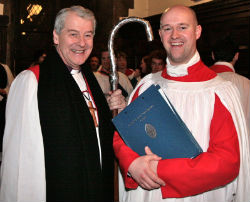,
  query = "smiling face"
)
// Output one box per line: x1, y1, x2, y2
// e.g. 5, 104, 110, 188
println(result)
53, 12, 94, 69
151, 58, 165, 73
159, 6, 201, 66
101, 51, 111, 71
117, 56, 127, 73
